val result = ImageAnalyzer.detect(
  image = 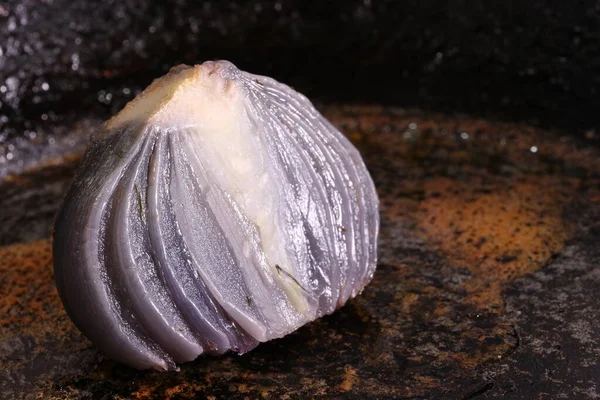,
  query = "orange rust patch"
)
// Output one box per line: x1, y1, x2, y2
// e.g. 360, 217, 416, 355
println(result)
164, 384, 191, 399
418, 178, 569, 280
414, 375, 438, 387
0, 239, 55, 327
130, 386, 155, 400
349, 105, 592, 319
400, 292, 420, 314
339, 365, 359, 391
0, 239, 89, 373
417, 177, 572, 309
